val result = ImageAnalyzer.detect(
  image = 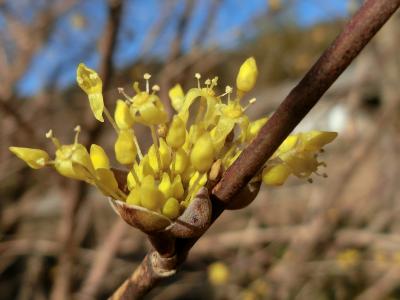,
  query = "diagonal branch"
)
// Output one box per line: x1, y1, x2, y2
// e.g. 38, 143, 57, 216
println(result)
110, 0, 400, 299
